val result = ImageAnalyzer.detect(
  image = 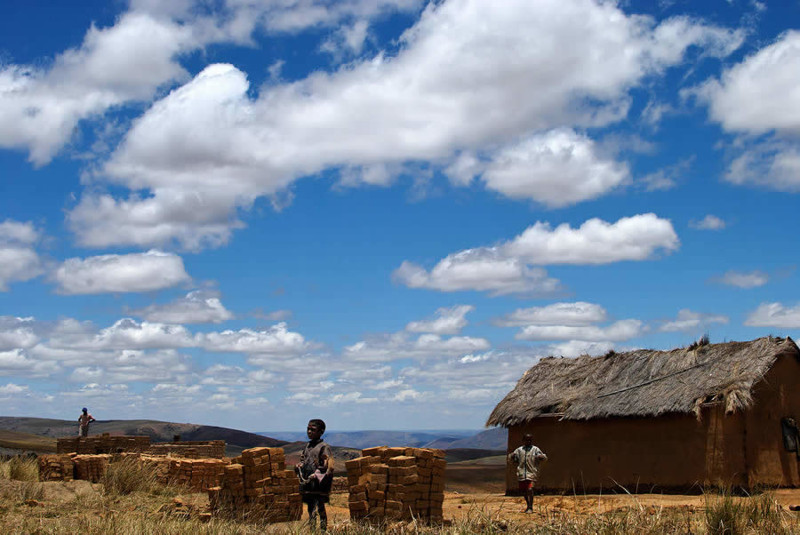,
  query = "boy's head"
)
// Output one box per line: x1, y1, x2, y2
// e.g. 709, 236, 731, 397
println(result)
307, 419, 326, 440
82, 407, 88, 414
523, 433, 533, 446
